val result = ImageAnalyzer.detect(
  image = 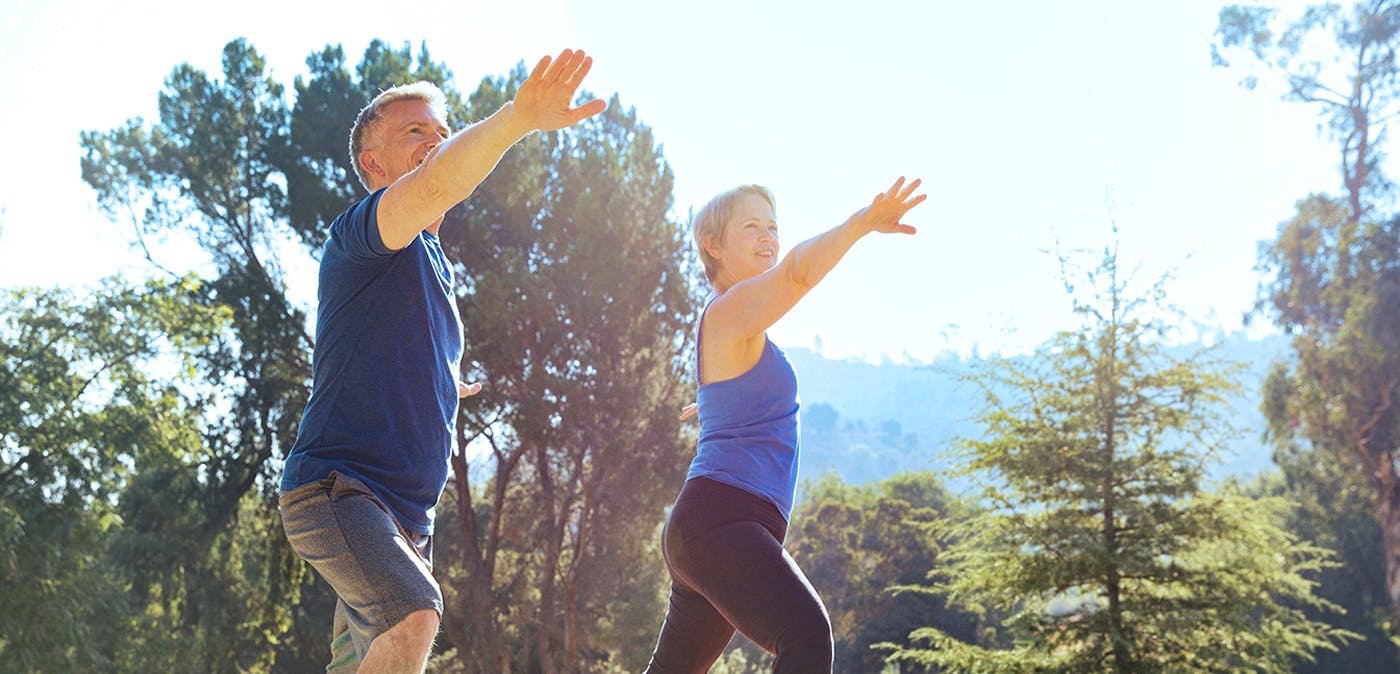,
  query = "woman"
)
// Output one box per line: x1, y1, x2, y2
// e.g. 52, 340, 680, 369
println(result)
644, 178, 925, 672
